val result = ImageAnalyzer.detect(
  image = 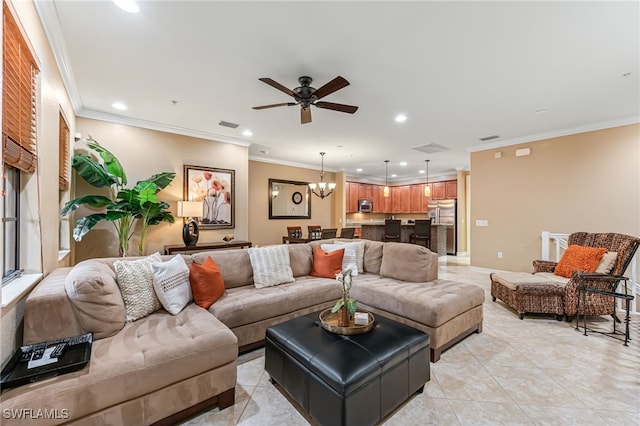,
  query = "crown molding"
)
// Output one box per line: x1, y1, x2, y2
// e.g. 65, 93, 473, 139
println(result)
467, 116, 640, 153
